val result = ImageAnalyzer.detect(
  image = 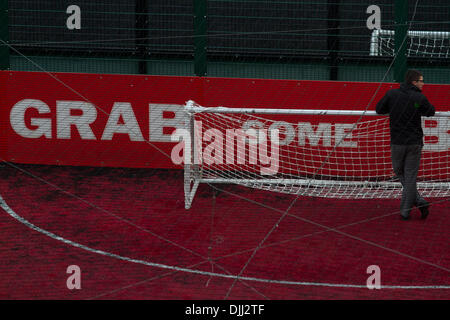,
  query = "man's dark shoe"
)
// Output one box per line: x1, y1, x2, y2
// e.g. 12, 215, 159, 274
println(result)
400, 214, 410, 221
418, 202, 430, 220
